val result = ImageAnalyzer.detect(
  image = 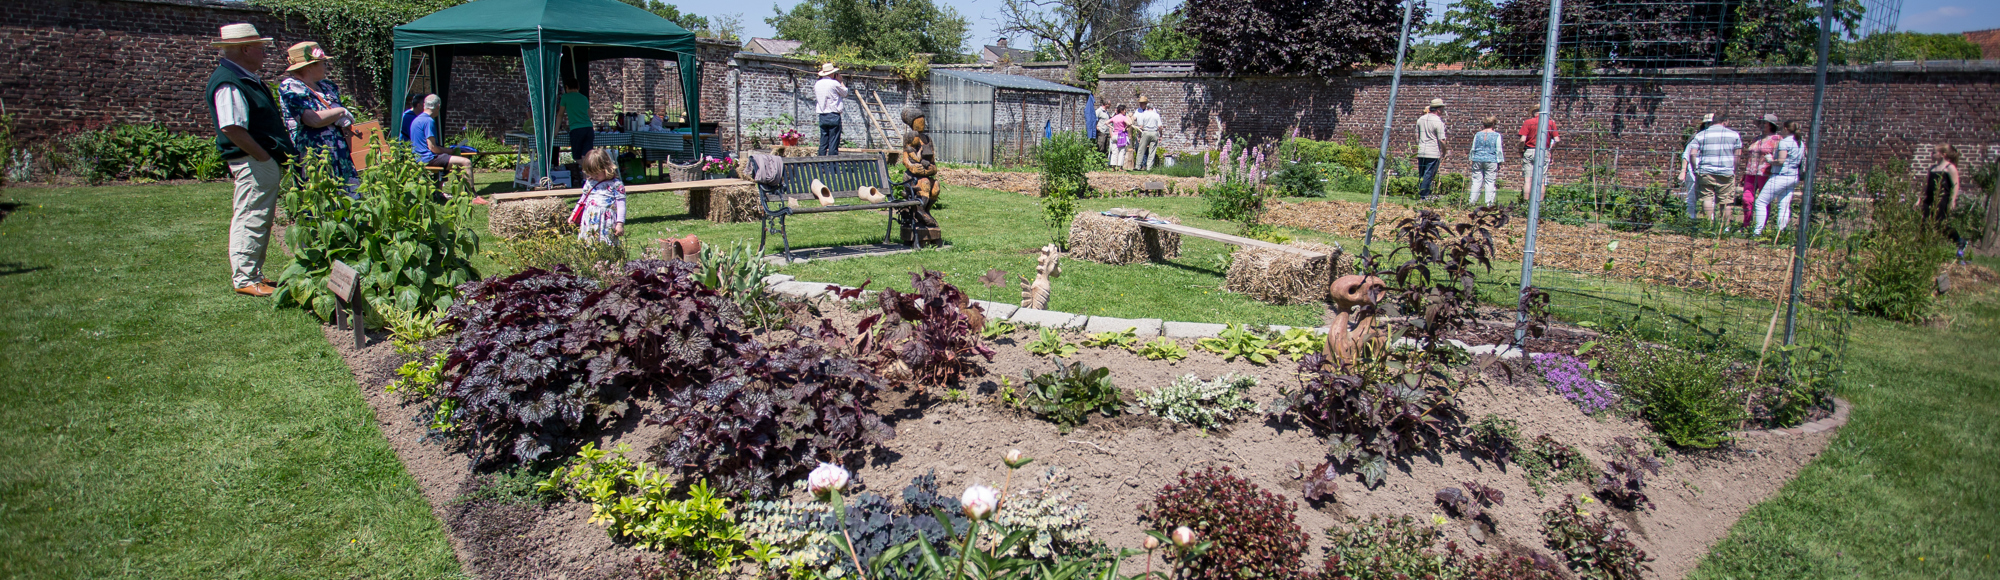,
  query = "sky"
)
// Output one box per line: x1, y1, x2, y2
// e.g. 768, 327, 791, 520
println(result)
676, 0, 1998, 53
